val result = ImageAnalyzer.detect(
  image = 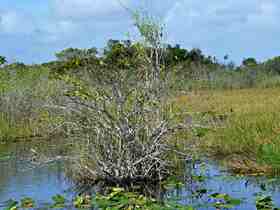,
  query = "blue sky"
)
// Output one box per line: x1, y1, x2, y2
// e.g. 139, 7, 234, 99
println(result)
0, 0, 279, 64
